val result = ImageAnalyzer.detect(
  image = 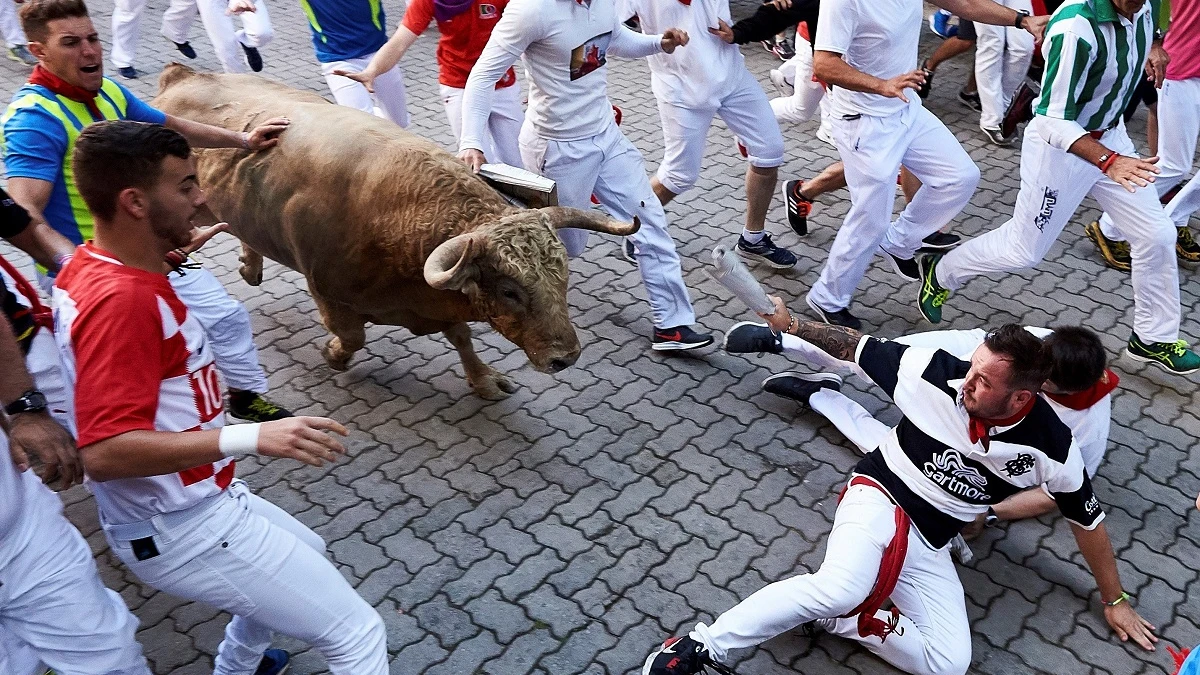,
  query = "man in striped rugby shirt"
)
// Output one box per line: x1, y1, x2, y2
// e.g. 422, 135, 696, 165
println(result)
917, 0, 1200, 375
